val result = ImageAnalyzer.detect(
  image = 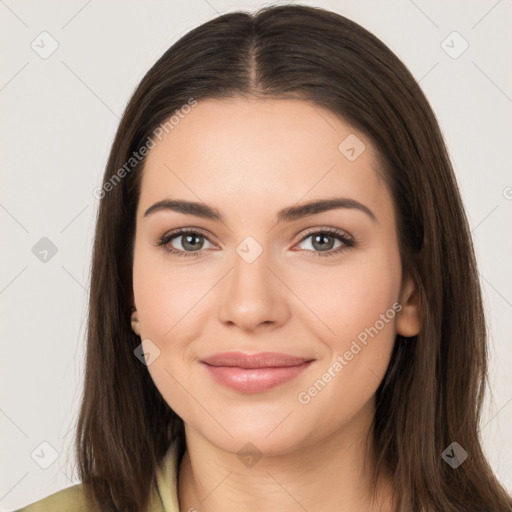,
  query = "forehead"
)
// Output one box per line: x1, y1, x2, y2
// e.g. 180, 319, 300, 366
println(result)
138, 96, 388, 219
